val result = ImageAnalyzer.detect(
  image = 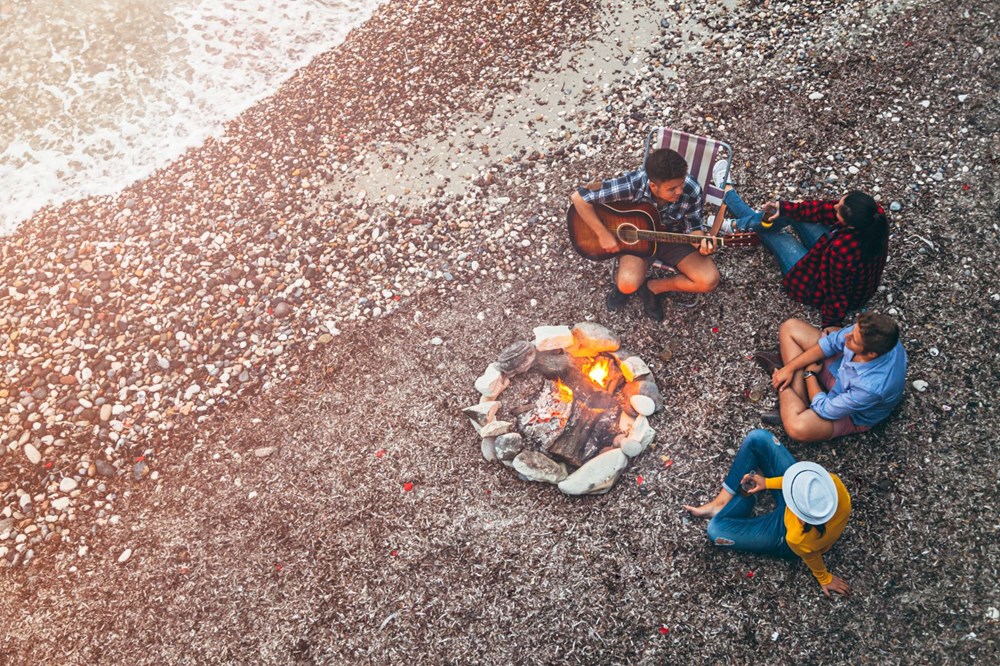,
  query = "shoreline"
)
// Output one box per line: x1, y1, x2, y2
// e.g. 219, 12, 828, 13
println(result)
2, 0, 999, 662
